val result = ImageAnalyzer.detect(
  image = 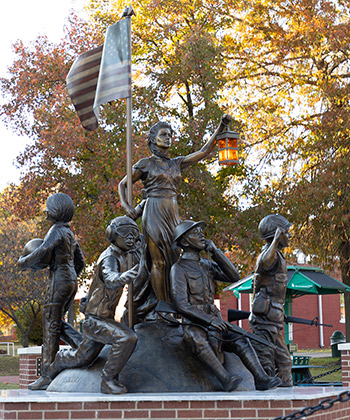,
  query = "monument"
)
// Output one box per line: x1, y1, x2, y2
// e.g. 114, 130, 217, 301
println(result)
6, 7, 350, 420
15, 6, 287, 395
